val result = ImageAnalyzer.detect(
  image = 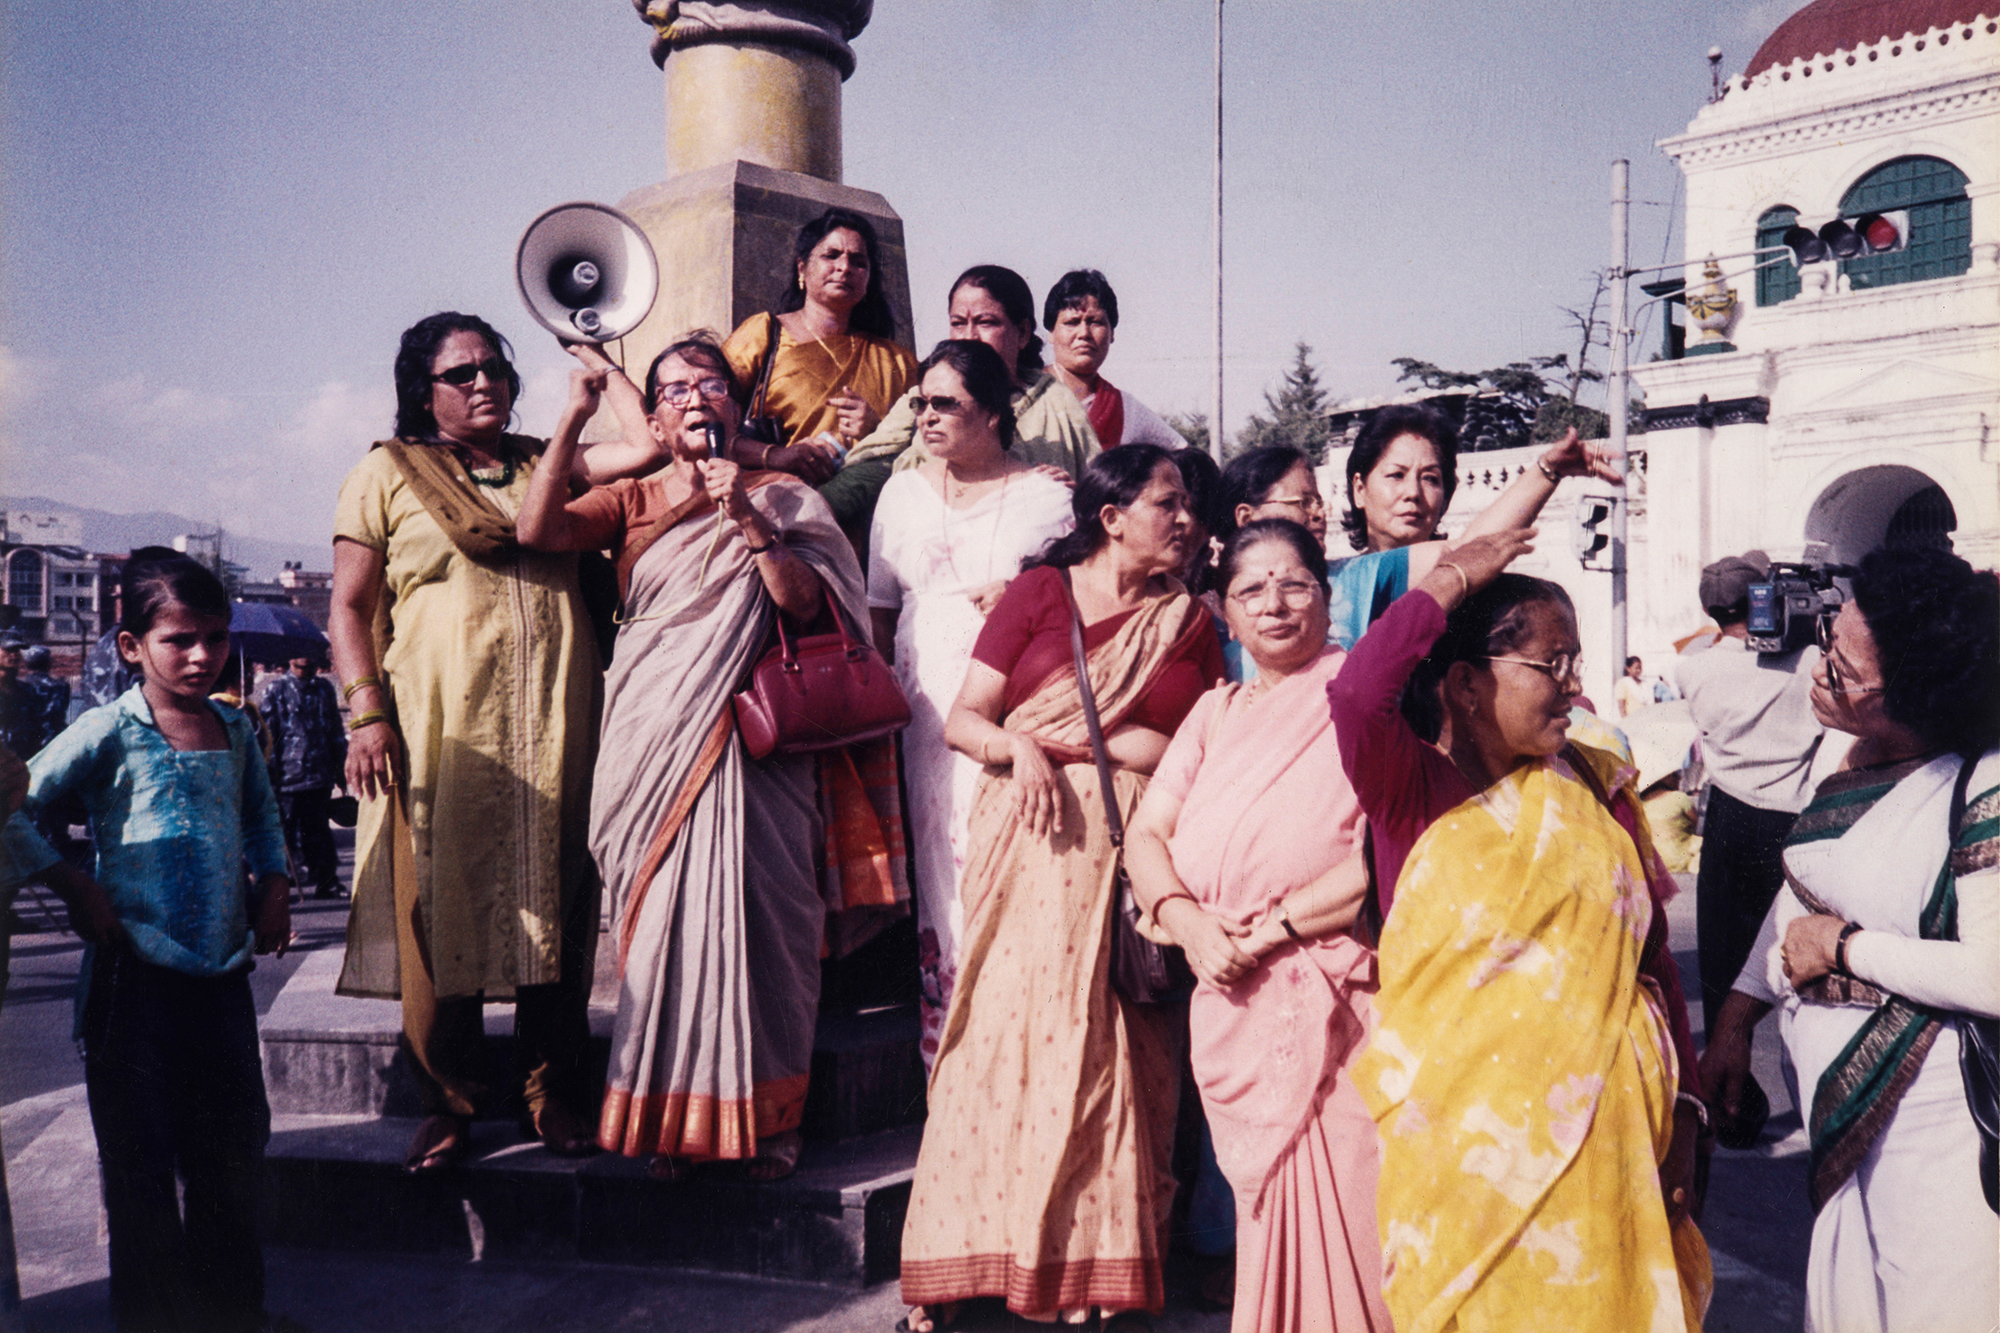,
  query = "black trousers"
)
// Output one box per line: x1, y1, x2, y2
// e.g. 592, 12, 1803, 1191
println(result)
278, 786, 339, 891
82, 952, 269, 1333
1694, 787, 1799, 1040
